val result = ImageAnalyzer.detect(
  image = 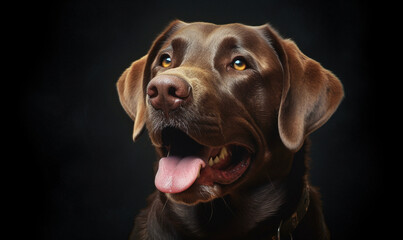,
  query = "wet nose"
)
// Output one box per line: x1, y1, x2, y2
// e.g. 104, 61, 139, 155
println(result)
147, 75, 192, 116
